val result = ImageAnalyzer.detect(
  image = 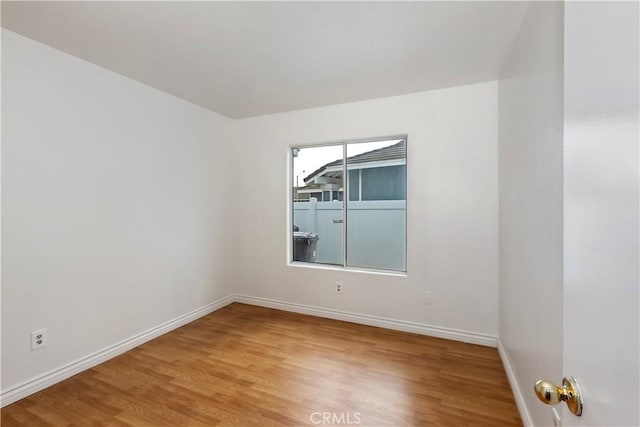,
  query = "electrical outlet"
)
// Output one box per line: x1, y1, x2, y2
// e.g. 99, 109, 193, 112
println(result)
424, 291, 433, 305
31, 328, 47, 351
336, 282, 343, 294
